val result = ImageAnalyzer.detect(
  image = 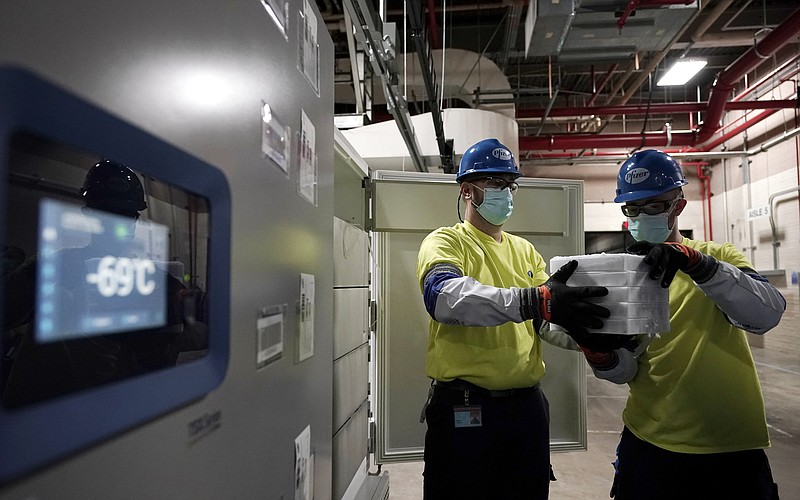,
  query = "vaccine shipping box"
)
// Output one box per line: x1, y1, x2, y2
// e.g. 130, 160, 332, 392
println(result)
549, 254, 670, 335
